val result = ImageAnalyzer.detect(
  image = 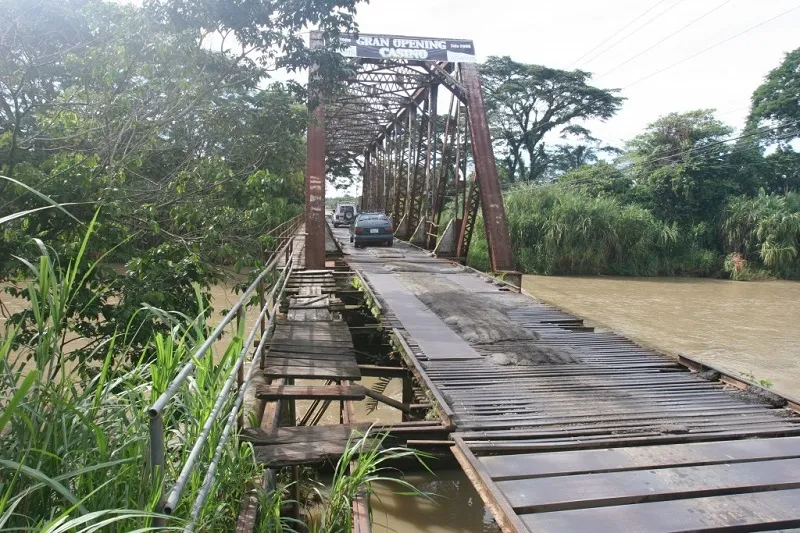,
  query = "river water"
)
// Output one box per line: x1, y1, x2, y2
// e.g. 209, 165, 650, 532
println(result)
522, 275, 800, 398
10, 273, 794, 531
